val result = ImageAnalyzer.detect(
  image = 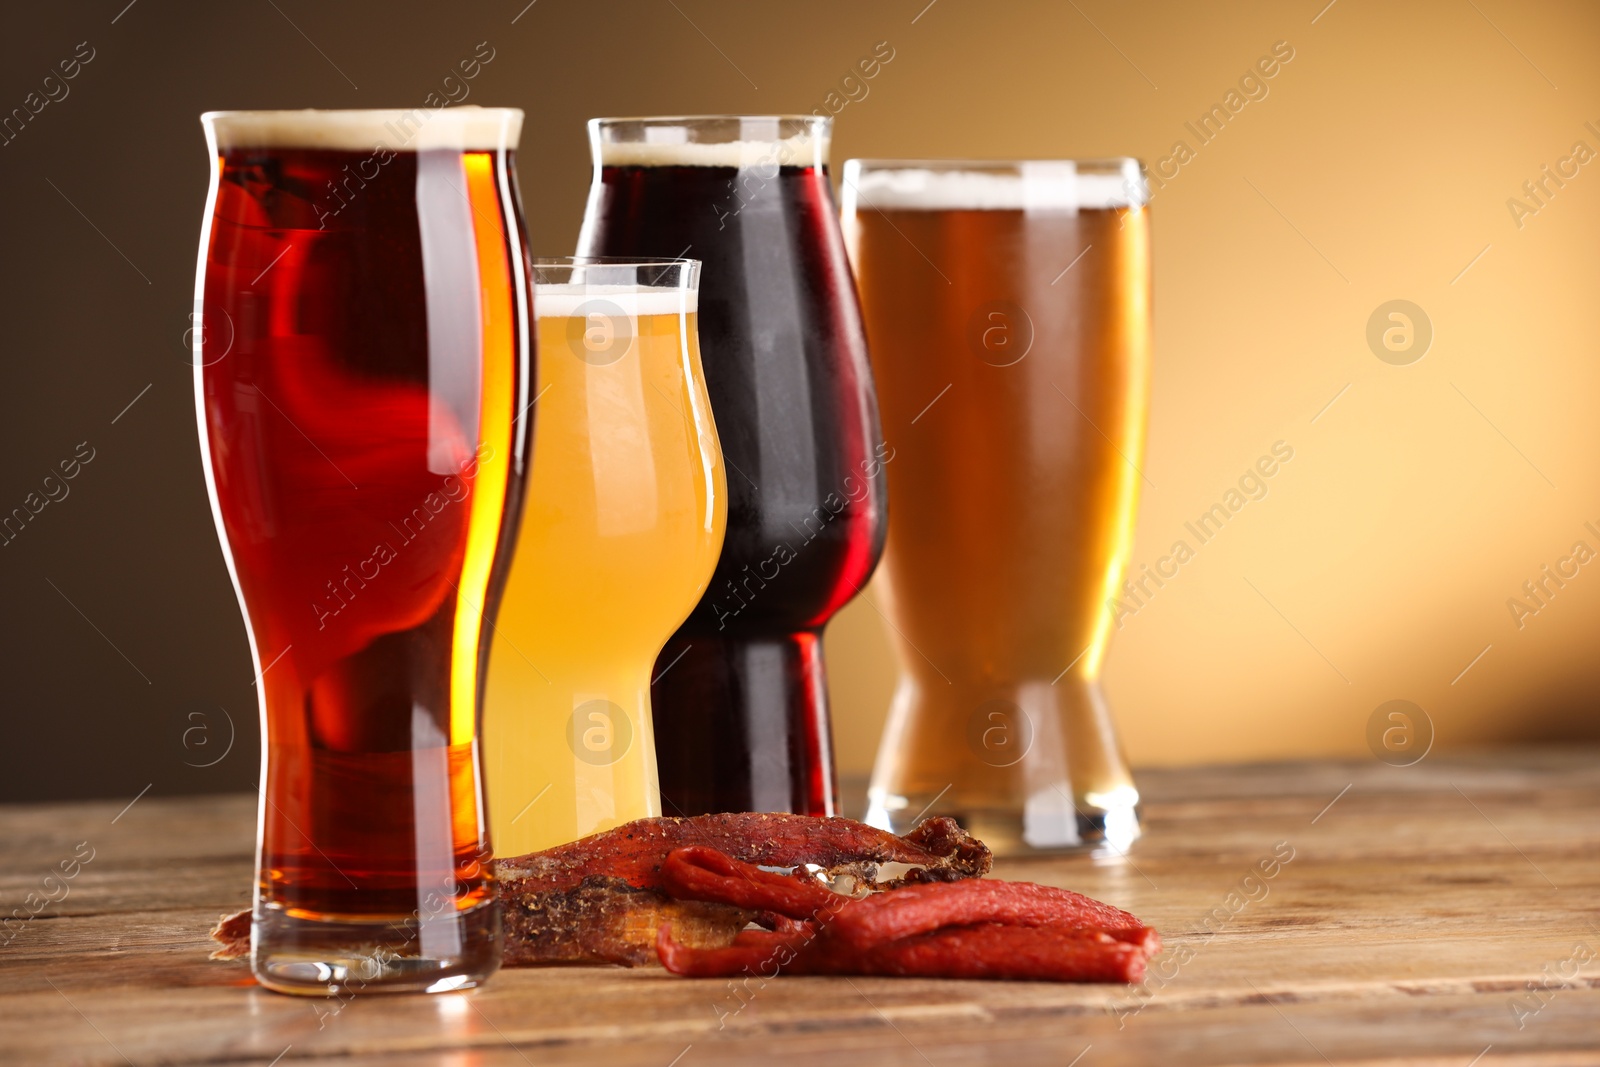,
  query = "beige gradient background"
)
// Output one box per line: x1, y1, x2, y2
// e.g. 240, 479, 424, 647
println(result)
2, 0, 1595, 803
792, 0, 1600, 774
